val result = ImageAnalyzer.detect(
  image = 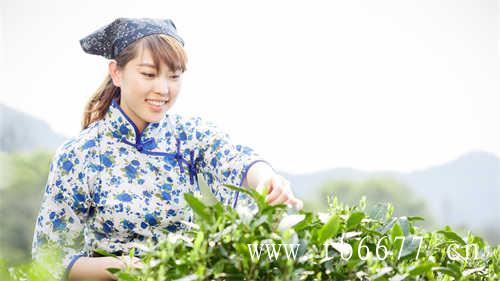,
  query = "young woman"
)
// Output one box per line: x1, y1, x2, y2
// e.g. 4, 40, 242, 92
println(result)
31, 17, 303, 281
